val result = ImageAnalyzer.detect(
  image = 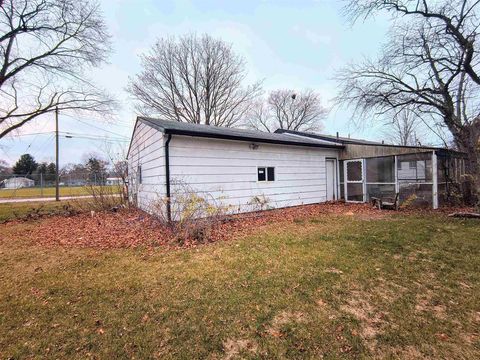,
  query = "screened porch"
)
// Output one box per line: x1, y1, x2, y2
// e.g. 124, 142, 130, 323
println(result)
339, 151, 465, 209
